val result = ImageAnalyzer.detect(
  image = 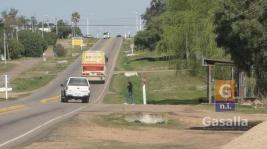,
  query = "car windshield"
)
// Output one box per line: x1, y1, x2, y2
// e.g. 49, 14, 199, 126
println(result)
68, 78, 88, 86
